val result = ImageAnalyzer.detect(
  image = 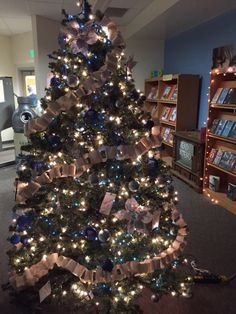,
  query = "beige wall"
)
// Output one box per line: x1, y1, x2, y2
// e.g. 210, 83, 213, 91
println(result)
0, 32, 34, 141
32, 15, 60, 98
125, 38, 164, 91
